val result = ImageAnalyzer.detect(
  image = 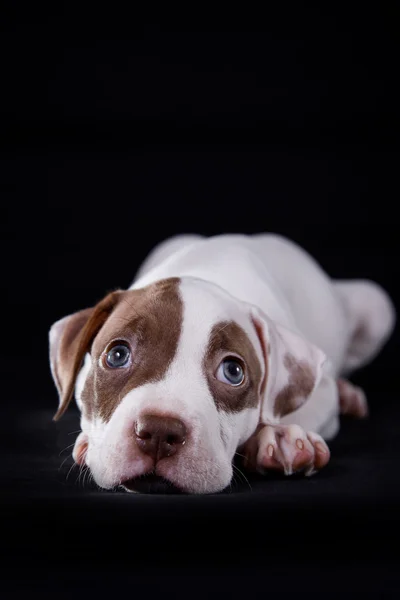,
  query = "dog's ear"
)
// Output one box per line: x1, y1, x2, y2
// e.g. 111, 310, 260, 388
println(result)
250, 307, 327, 422
49, 290, 123, 421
